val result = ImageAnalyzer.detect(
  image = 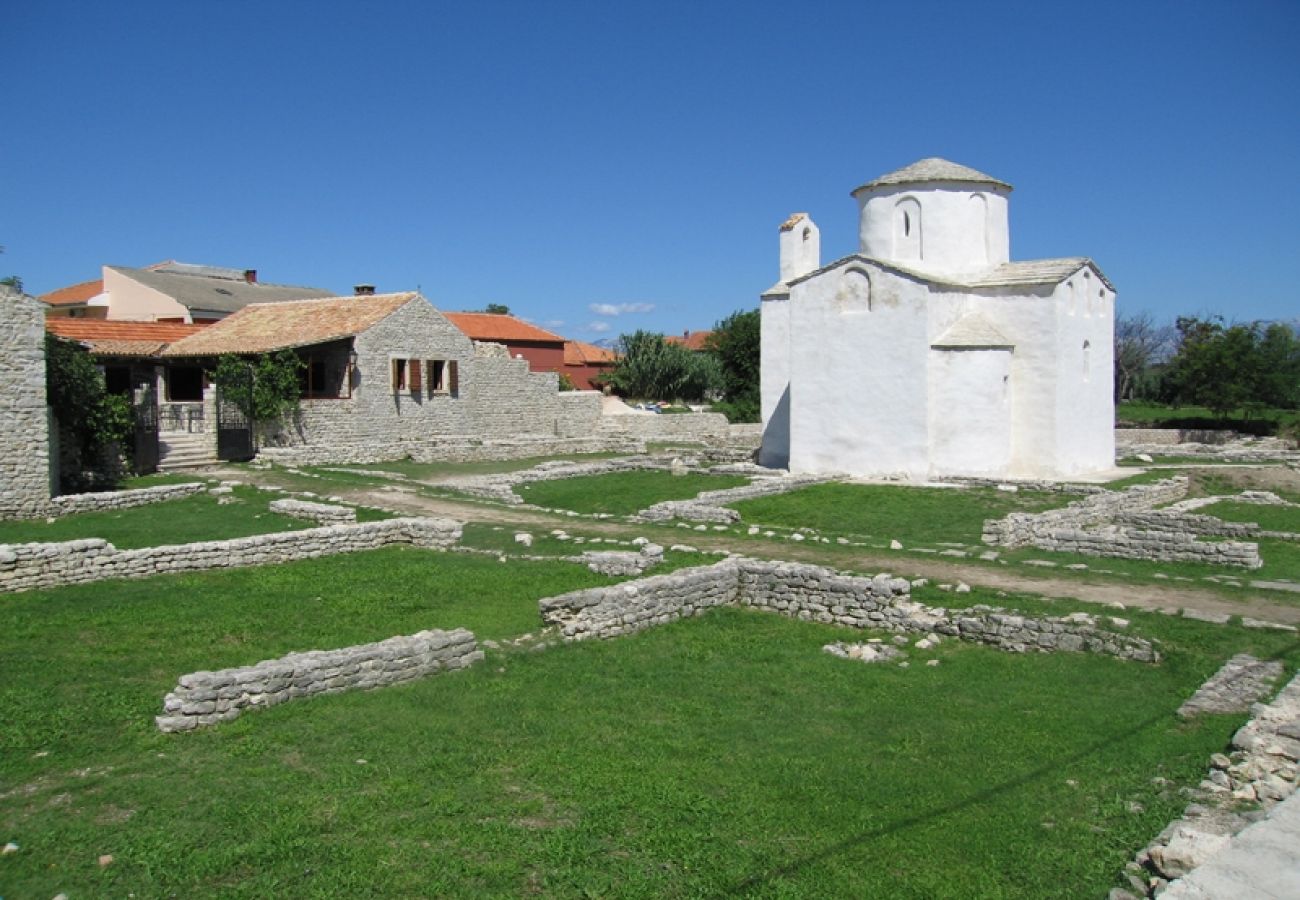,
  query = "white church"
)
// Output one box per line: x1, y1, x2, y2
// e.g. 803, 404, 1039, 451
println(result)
760, 157, 1115, 481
